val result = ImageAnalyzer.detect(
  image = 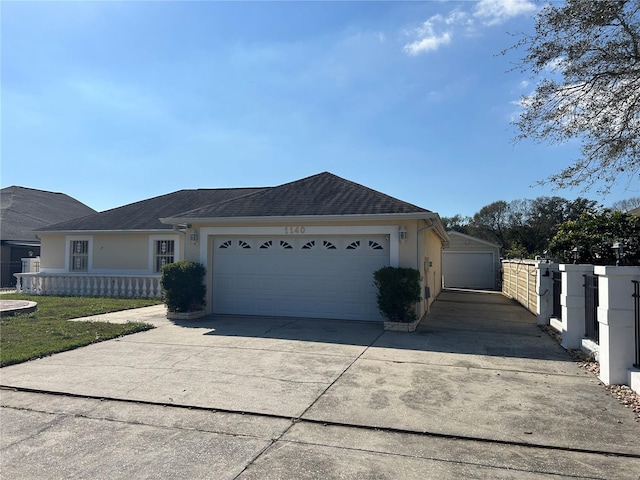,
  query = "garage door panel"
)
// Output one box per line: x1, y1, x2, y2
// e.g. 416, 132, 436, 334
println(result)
212, 236, 388, 321
443, 252, 495, 289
